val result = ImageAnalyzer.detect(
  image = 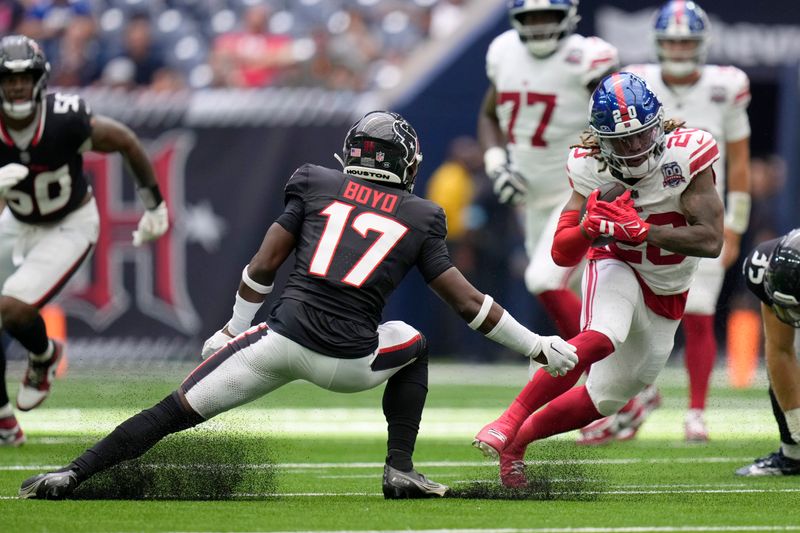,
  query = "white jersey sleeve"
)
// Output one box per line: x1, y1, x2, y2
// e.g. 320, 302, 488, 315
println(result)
566, 147, 605, 198
722, 67, 751, 142
580, 37, 619, 87
669, 127, 721, 179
